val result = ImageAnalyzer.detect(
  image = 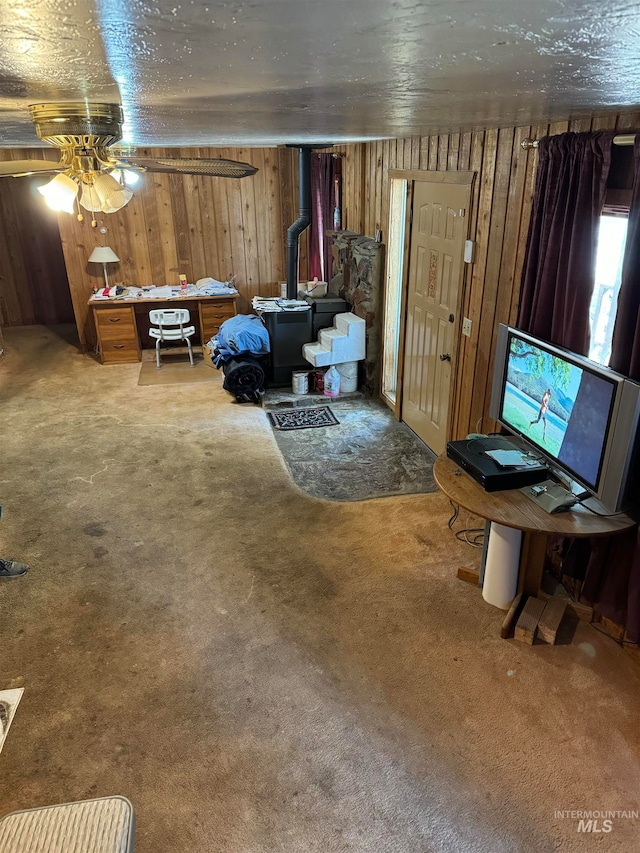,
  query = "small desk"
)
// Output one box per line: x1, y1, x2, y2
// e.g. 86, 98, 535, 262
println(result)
433, 455, 637, 597
89, 293, 238, 364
